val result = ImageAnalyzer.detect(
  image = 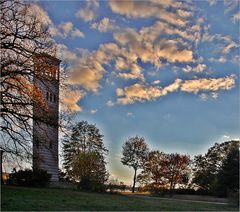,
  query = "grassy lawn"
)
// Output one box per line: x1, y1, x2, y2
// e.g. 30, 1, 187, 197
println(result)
1, 186, 238, 211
